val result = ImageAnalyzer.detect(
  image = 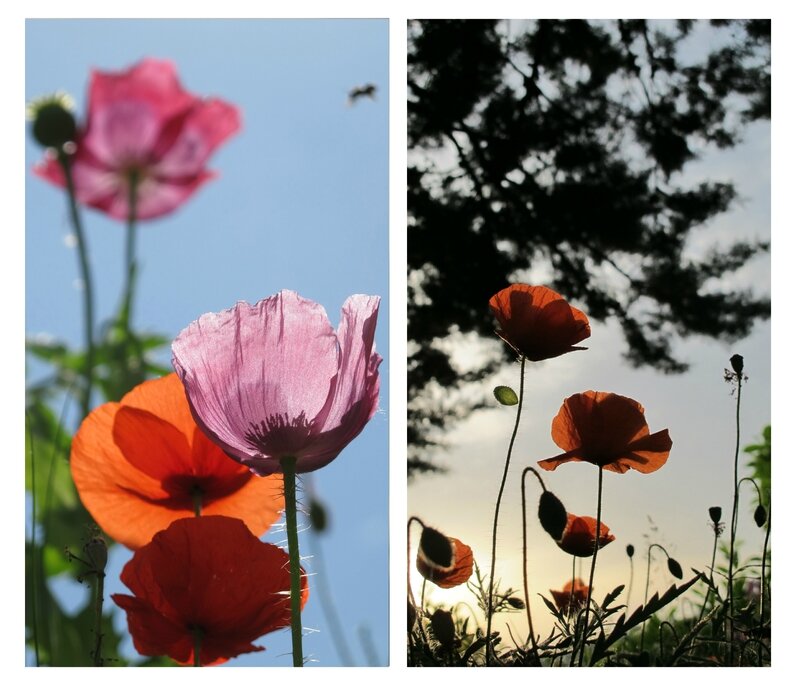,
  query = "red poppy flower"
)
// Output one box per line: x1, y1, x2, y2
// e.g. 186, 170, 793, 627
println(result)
70, 374, 283, 549
112, 516, 308, 666
556, 514, 615, 557
538, 390, 672, 473
416, 536, 474, 589
488, 284, 590, 362
550, 578, 590, 615
34, 58, 240, 220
